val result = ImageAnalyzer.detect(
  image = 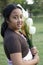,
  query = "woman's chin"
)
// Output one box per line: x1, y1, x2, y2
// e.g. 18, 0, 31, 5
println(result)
17, 25, 21, 29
